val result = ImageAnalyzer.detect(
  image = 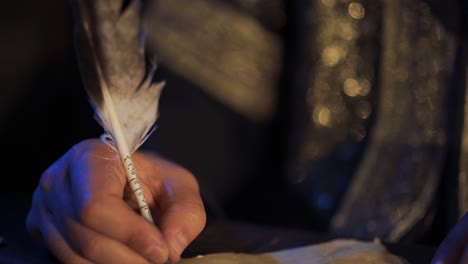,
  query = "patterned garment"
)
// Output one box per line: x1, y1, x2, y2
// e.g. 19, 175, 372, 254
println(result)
144, 0, 466, 242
